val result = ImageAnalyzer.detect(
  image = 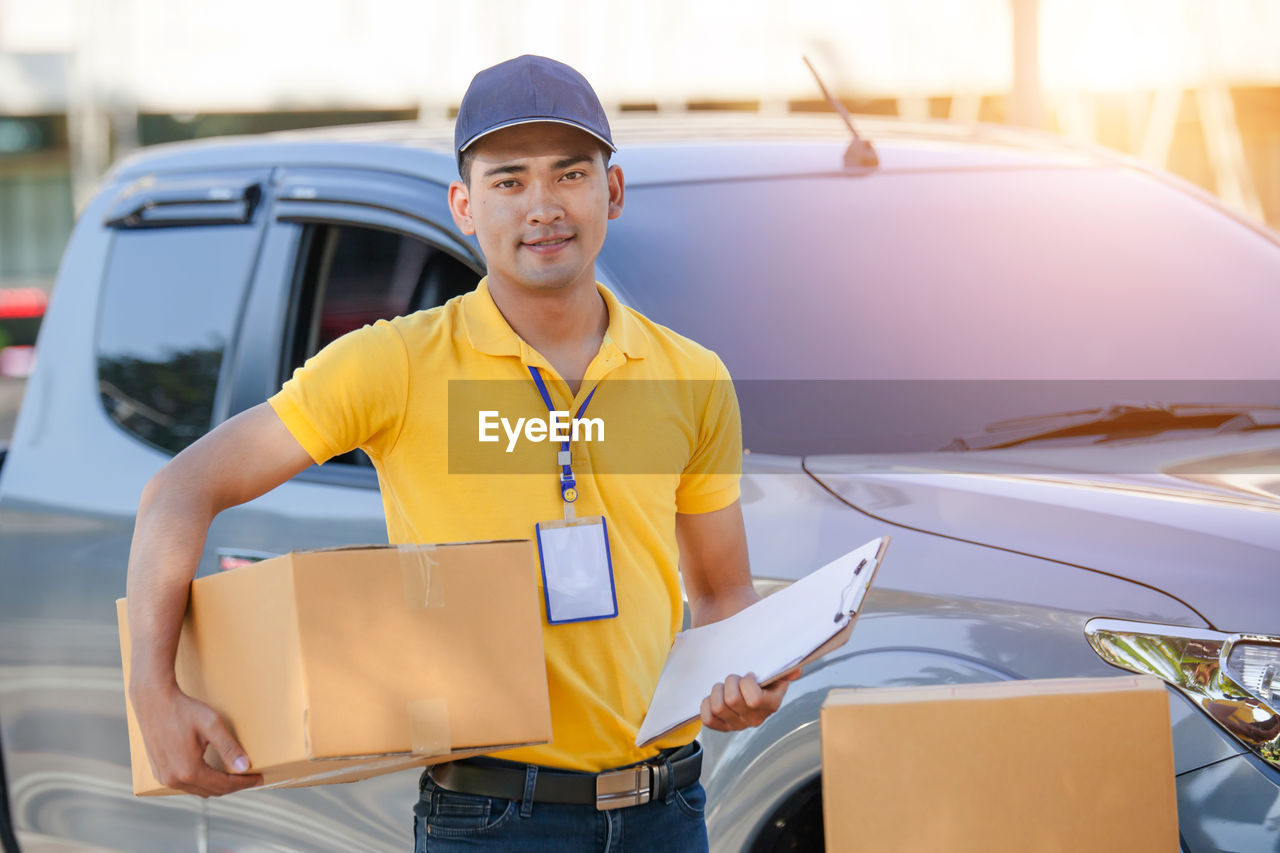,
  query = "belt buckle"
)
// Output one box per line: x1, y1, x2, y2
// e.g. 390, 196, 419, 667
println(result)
595, 764, 652, 811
